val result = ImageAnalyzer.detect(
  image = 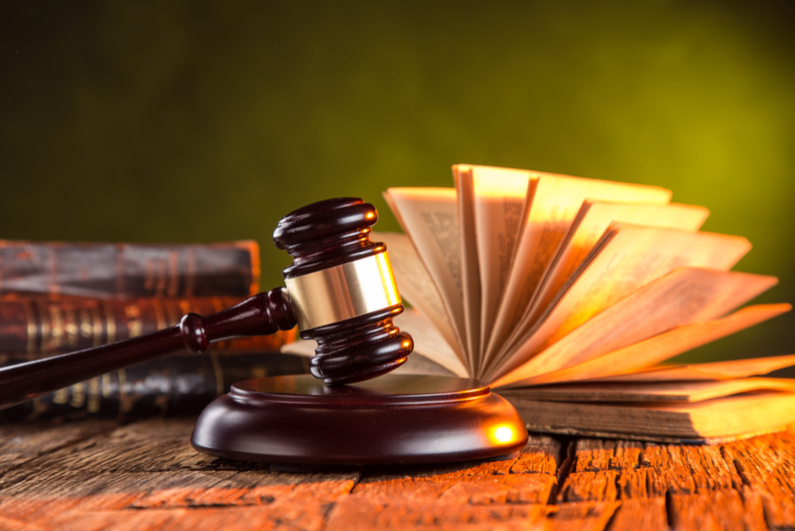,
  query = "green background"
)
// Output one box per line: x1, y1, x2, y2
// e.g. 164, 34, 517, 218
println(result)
1, 1, 793, 366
